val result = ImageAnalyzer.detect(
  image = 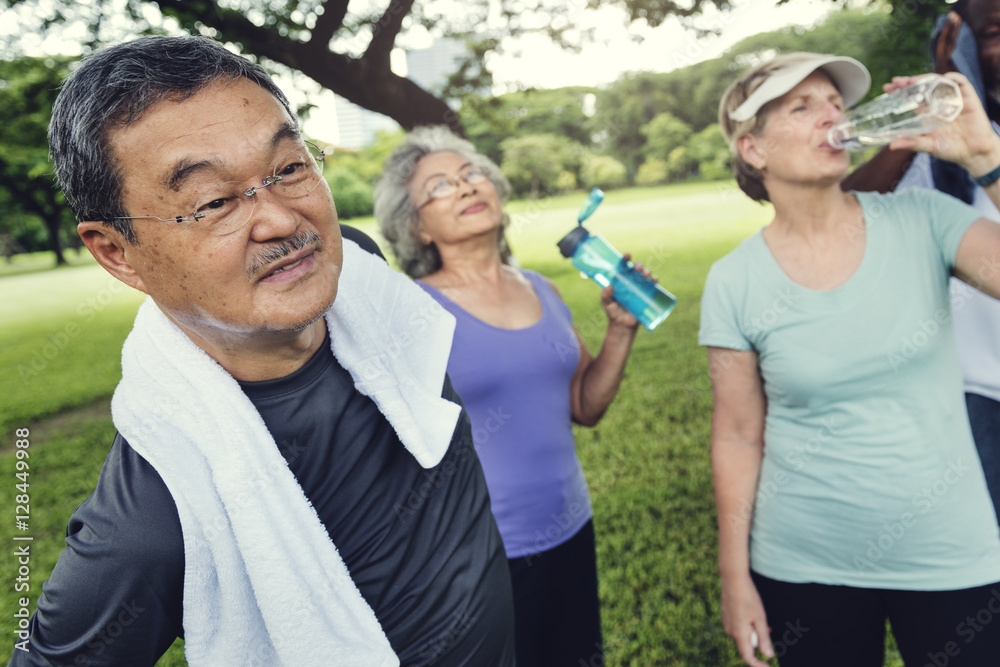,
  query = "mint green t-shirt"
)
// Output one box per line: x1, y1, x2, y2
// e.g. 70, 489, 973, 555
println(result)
699, 188, 1000, 590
